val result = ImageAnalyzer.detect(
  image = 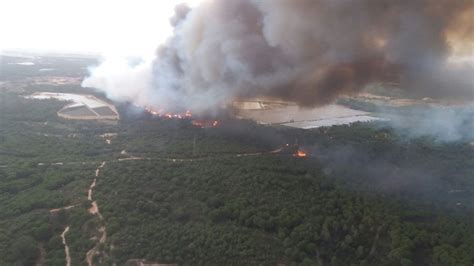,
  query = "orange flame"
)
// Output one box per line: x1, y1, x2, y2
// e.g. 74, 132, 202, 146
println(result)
191, 120, 204, 127
142, 106, 219, 128
294, 150, 307, 157
192, 120, 220, 128
144, 107, 192, 119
